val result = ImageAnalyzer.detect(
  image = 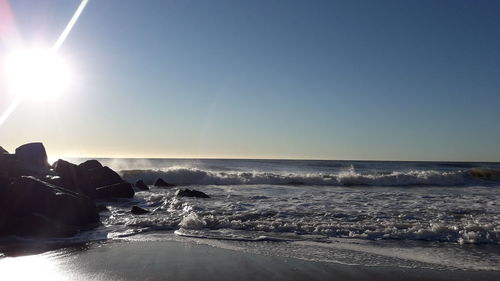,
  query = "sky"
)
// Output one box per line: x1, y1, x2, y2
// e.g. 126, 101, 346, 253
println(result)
0, 0, 499, 161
